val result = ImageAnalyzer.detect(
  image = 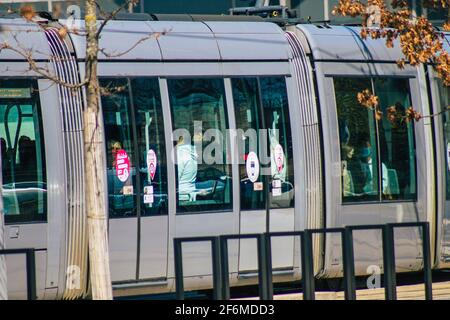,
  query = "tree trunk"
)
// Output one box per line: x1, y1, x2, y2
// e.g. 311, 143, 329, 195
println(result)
84, 0, 113, 300
0, 148, 7, 300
